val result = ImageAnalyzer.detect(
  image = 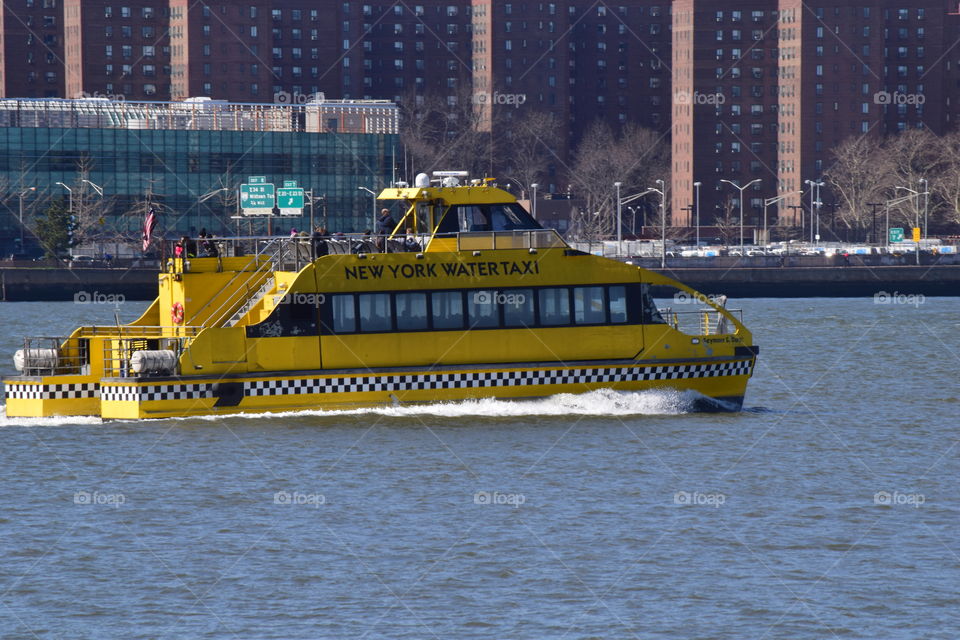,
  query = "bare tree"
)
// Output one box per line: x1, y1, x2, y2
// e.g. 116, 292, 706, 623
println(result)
930, 129, 960, 226
500, 110, 562, 195
713, 196, 740, 248
823, 134, 891, 238
65, 157, 118, 245
569, 120, 668, 242
399, 86, 496, 179
884, 128, 944, 227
